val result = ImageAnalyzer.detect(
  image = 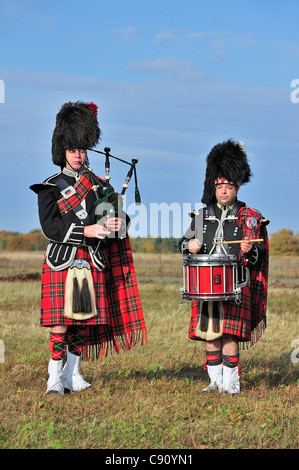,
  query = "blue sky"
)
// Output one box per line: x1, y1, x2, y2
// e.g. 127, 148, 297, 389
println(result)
0, 0, 298, 237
